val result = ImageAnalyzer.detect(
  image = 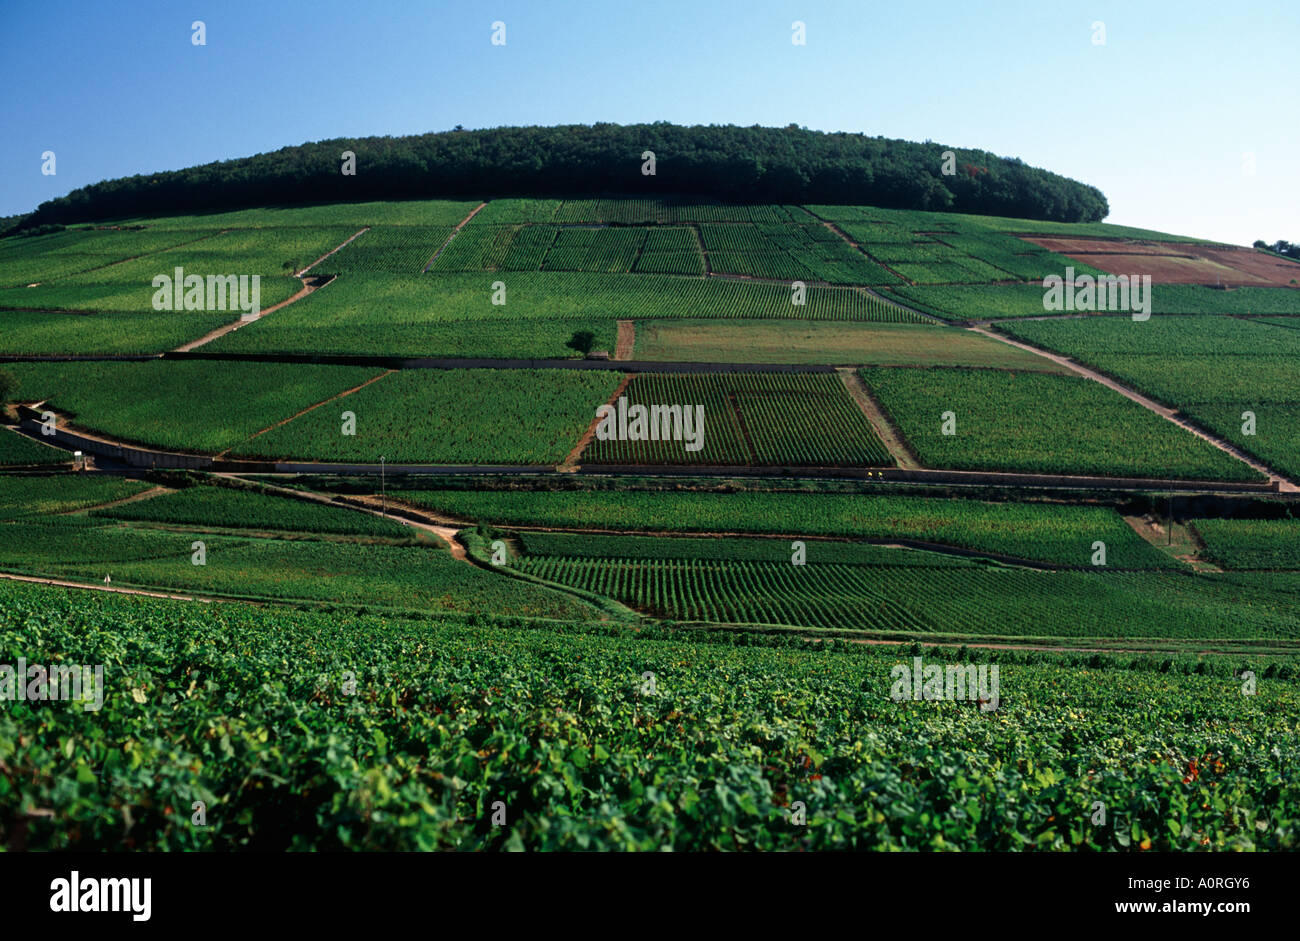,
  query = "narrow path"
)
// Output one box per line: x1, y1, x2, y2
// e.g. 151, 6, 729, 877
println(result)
171, 224, 367, 353
970, 325, 1300, 492
218, 369, 396, 457
0, 571, 218, 603
422, 201, 489, 271
836, 368, 920, 469
690, 224, 711, 275
558, 373, 632, 471
213, 474, 466, 558
58, 484, 173, 515
298, 226, 372, 276
342, 493, 466, 558
615, 320, 635, 360
171, 274, 332, 352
